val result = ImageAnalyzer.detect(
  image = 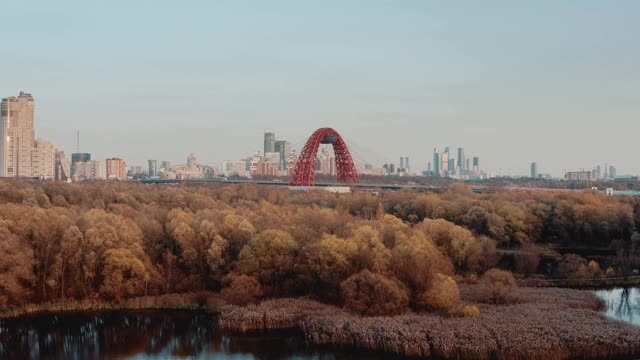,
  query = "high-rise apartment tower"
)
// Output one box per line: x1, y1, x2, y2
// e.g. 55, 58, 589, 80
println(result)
530, 162, 538, 178
264, 132, 276, 155
1, 92, 36, 177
